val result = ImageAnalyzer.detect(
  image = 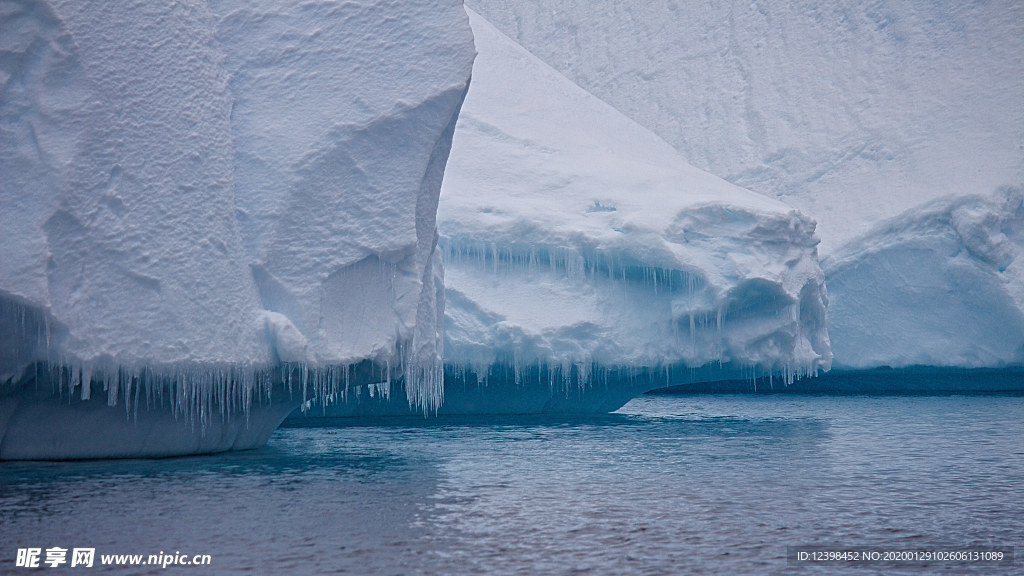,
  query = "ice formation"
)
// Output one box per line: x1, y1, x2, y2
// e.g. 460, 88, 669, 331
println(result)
460, 0, 1024, 378
289, 10, 834, 419
0, 0, 474, 457
6, 0, 1013, 446
465, 0, 1024, 254
824, 189, 1024, 369
429, 10, 831, 410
